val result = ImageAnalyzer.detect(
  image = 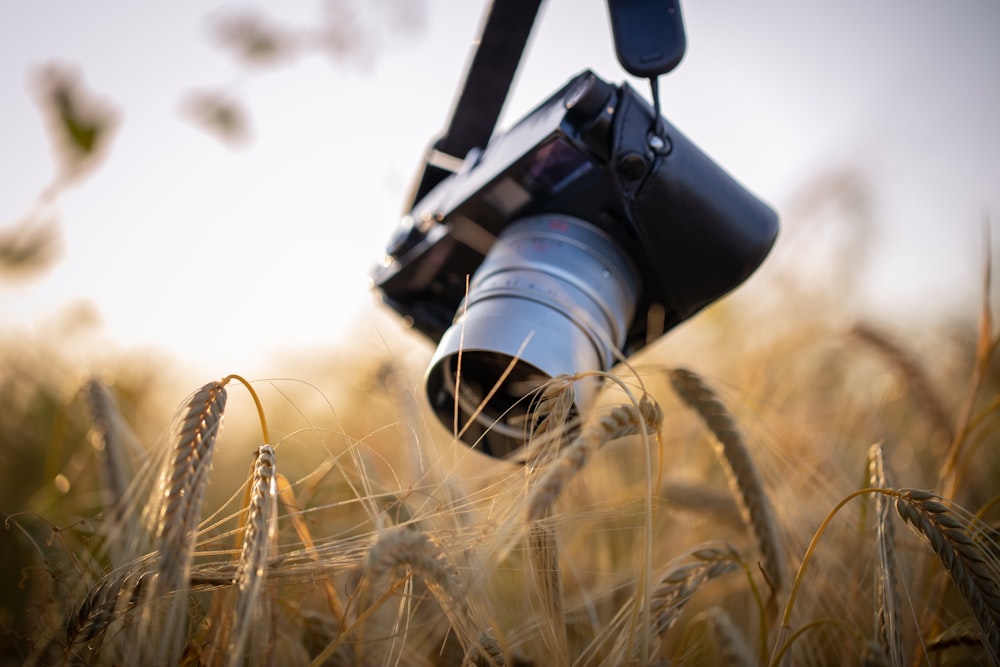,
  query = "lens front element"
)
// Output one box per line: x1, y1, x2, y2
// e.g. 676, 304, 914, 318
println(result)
426, 215, 640, 458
